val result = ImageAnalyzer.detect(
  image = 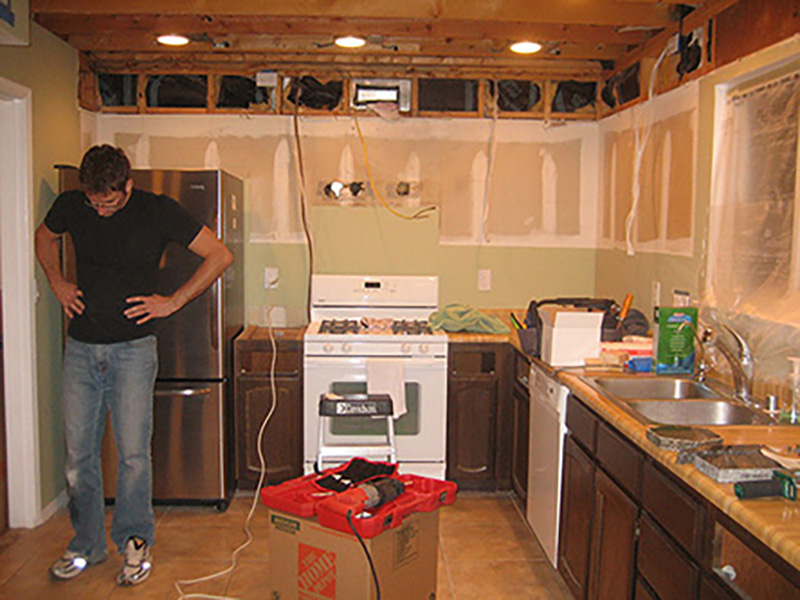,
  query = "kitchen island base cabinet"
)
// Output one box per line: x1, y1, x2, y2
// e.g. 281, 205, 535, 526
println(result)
234, 327, 304, 489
